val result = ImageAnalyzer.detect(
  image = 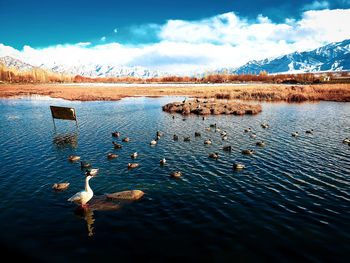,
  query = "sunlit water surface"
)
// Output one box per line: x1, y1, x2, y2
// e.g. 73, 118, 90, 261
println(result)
0, 96, 349, 263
